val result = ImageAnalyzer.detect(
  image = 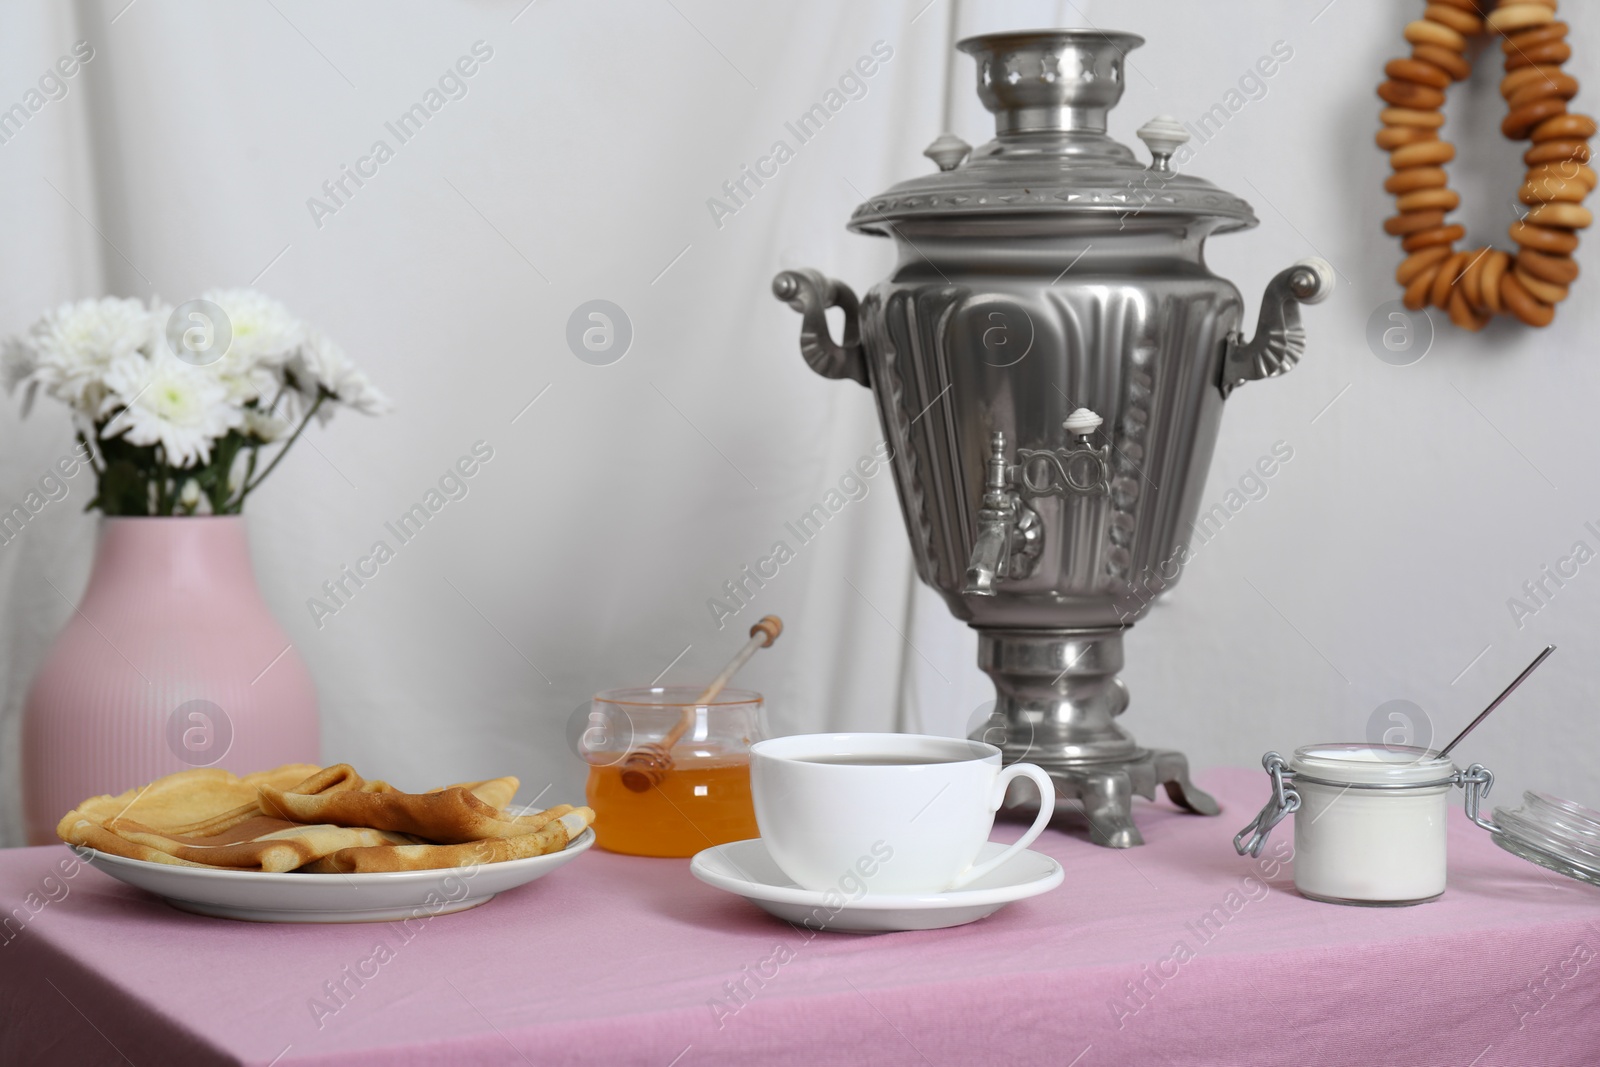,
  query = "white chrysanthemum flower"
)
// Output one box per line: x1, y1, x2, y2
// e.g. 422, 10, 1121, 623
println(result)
15, 297, 153, 414
243, 406, 289, 442
100, 352, 242, 468
291, 329, 392, 416
179, 479, 201, 508
200, 288, 302, 363
195, 288, 304, 405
